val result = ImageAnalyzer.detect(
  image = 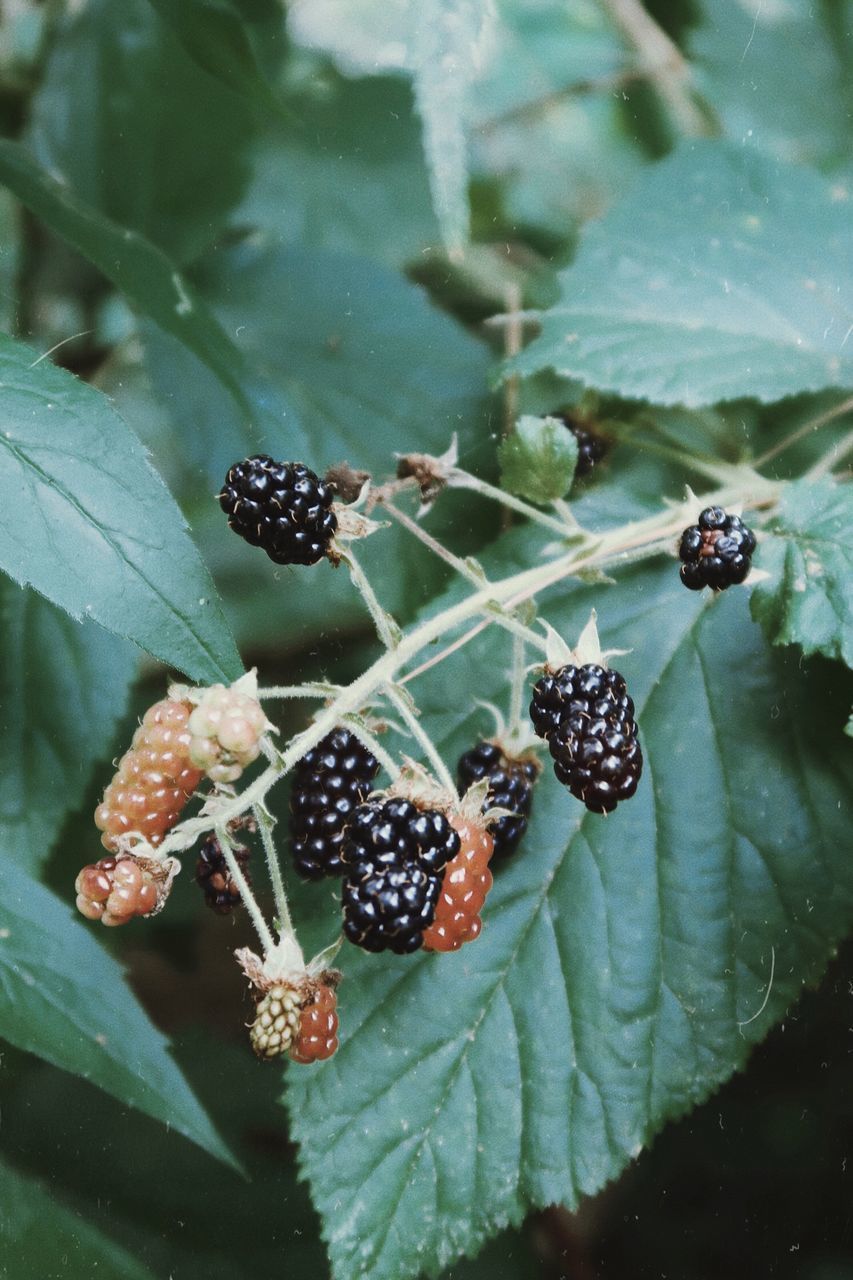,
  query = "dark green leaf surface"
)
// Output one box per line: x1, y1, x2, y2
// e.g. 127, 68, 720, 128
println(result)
0, 334, 242, 682
0, 1158, 156, 1280
0, 860, 236, 1168
28, 0, 257, 264
0, 581, 138, 872
288, 551, 853, 1280
512, 142, 853, 406
498, 415, 577, 503
751, 477, 853, 667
